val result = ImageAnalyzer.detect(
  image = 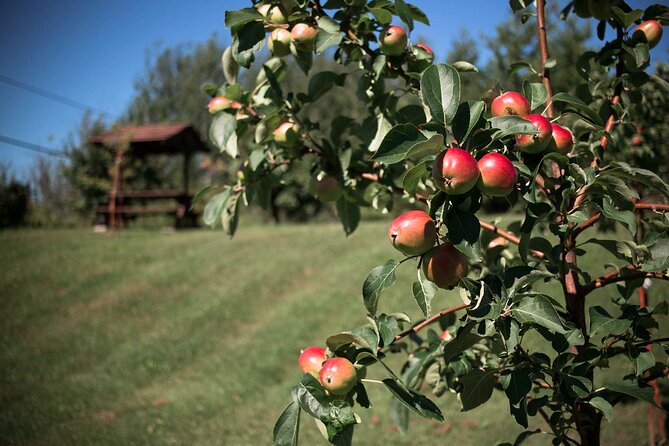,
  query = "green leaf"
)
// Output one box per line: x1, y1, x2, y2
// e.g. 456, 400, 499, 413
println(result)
446, 209, 481, 261
551, 92, 603, 128
501, 368, 532, 405
511, 295, 568, 334
402, 161, 430, 196
315, 17, 342, 53
209, 112, 238, 157
458, 369, 497, 411
368, 113, 392, 153
394, 0, 414, 30
508, 270, 554, 299
588, 397, 613, 422
603, 383, 657, 406
202, 188, 231, 229
222, 46, 239, 84
292, 374, 328, 419
442, 324, 481, 362
642, 238, 669, 272
382, 378, 444, 421
362, 259, 400, 315
453, 101, 485, 144
407, 3, 430, 24
489, 116, 539, 138
221, 190, 242, 237
589, 306, 632, 337
368, 7, 392, 25
225, 8, 262, 30
631, 349, 655, 376
412, 272, 438, 318
373, 125, 443, 164
563, 374, 592, 399
601, 197, 636, 235
336, 196, 360, 236
308, 71, 345, 101
420, 64, 461, 125
451, 61, 479, 73
273, 401, 301, 446
522, 81, 548, 111
600, 162, 669, 198
326, 332, 375, 352
232, 21, 266, 68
